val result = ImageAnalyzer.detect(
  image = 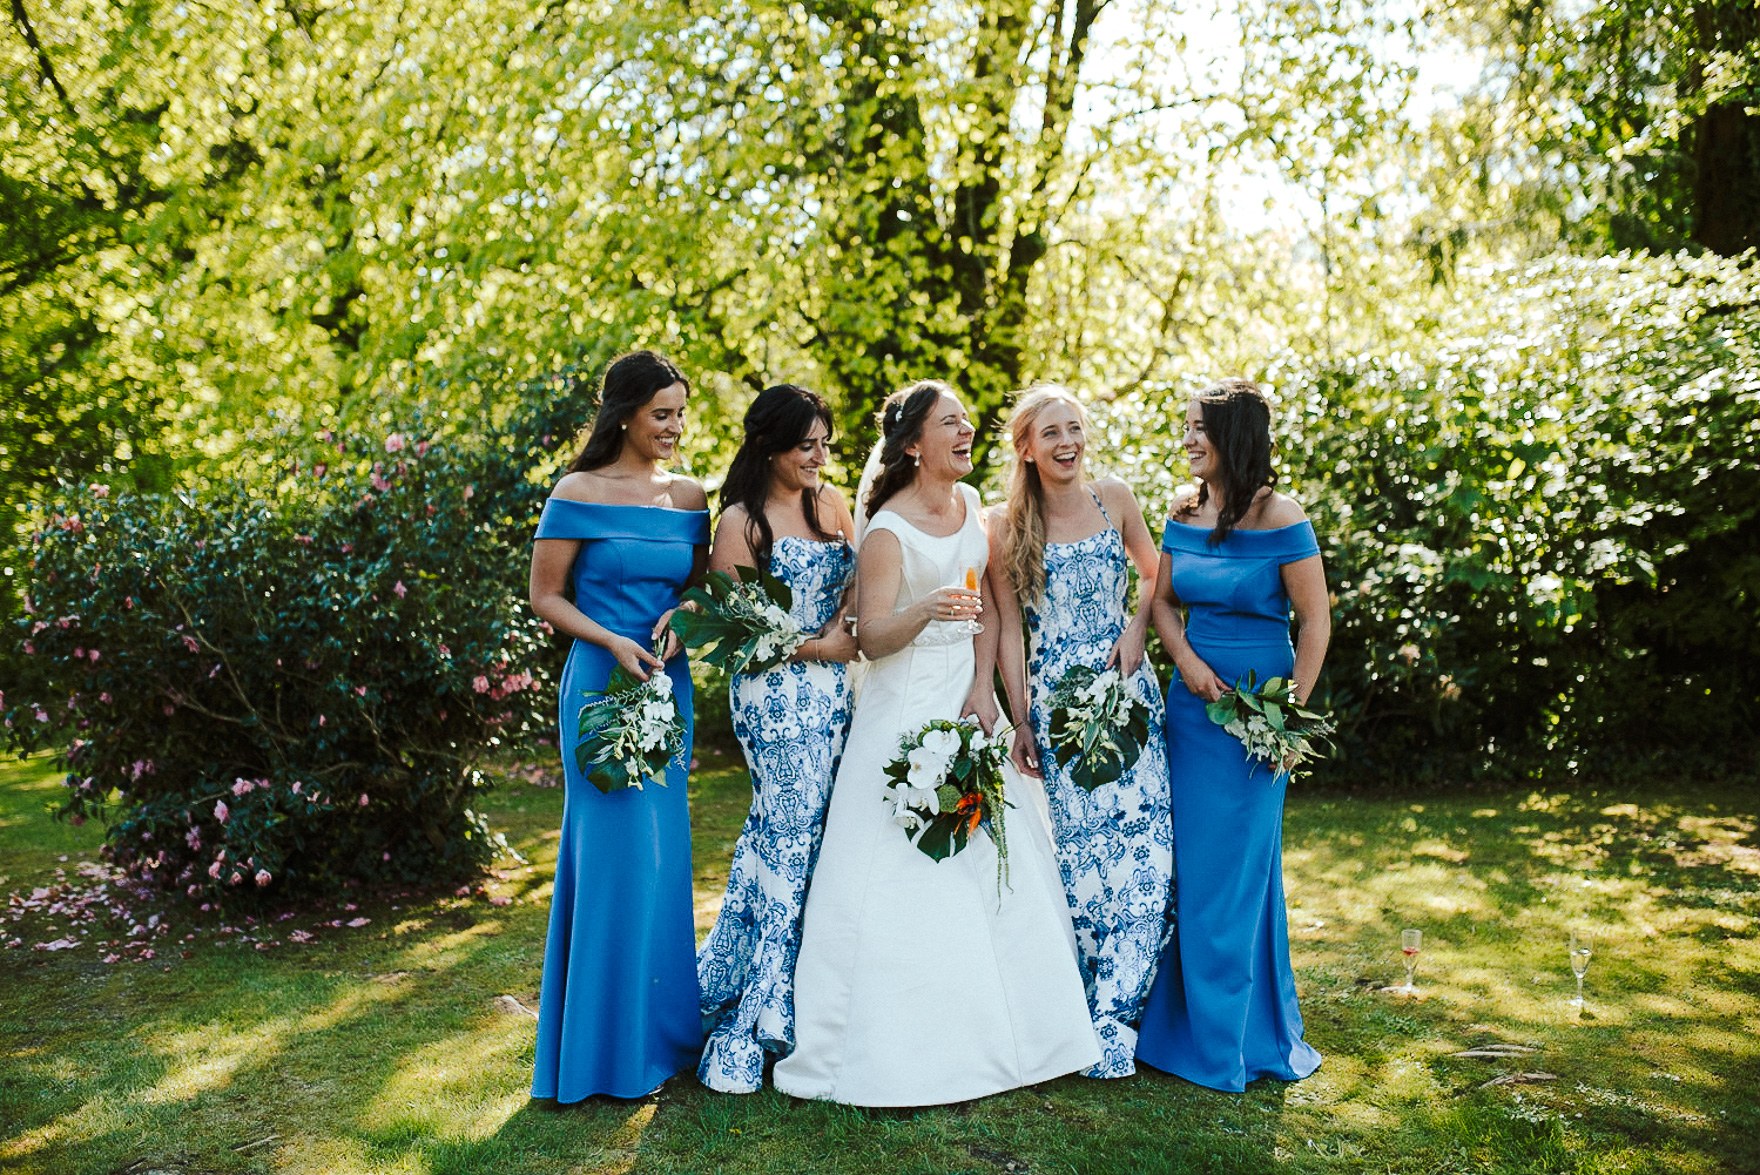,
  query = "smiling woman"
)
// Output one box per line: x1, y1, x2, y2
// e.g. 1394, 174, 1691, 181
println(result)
525, 349, 711, 1103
